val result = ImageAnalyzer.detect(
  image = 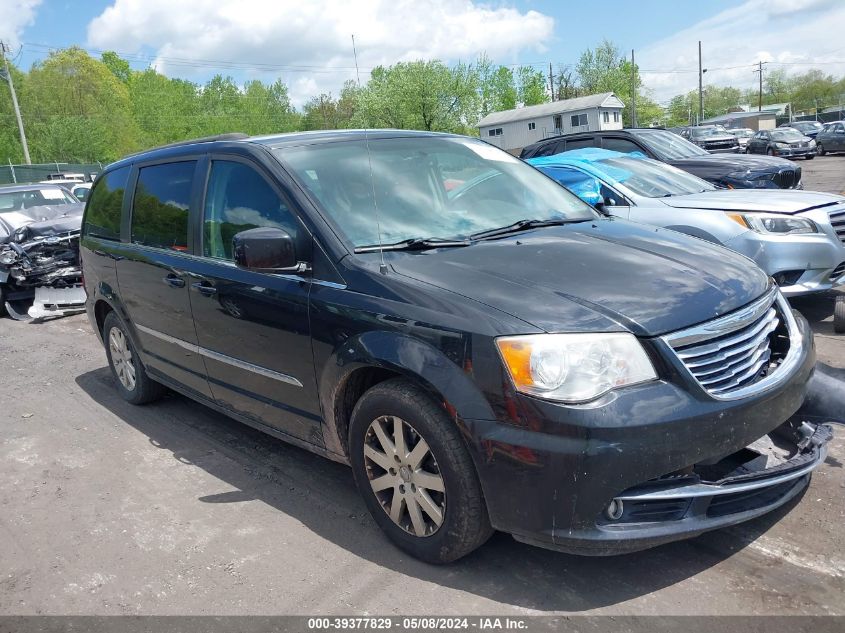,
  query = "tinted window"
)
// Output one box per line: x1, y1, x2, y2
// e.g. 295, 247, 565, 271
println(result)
203, 161, 298, 260
84, 167, 129, 240
131, 161, 195, 251
601, 138, 643, 154
564, 138, 597, 151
